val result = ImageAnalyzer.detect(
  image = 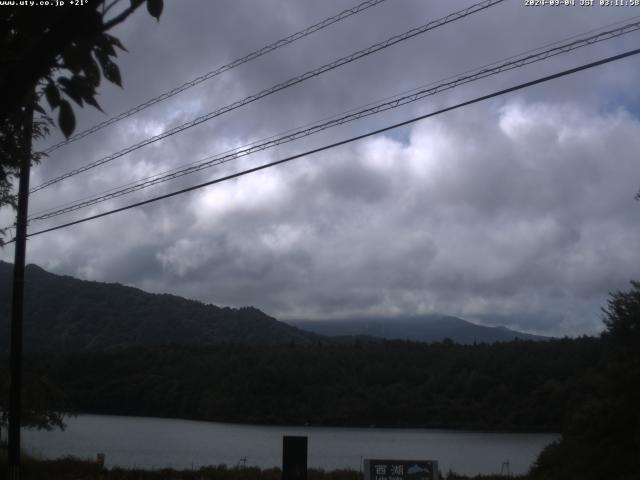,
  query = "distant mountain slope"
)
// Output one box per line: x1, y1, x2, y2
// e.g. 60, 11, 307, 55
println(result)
0, 261, 321, 352
288, 315, 548, 344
